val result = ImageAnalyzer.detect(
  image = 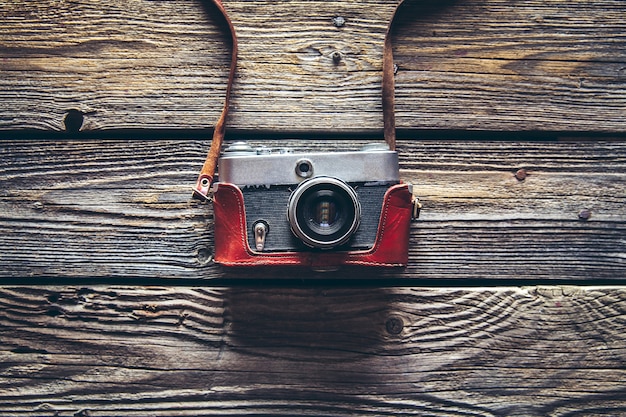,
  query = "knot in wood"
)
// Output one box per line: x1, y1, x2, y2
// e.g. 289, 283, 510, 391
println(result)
515, 169, 527, 181
63, 109, 84, 133
385, 316, 404, 335
197, 248, 213, 265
